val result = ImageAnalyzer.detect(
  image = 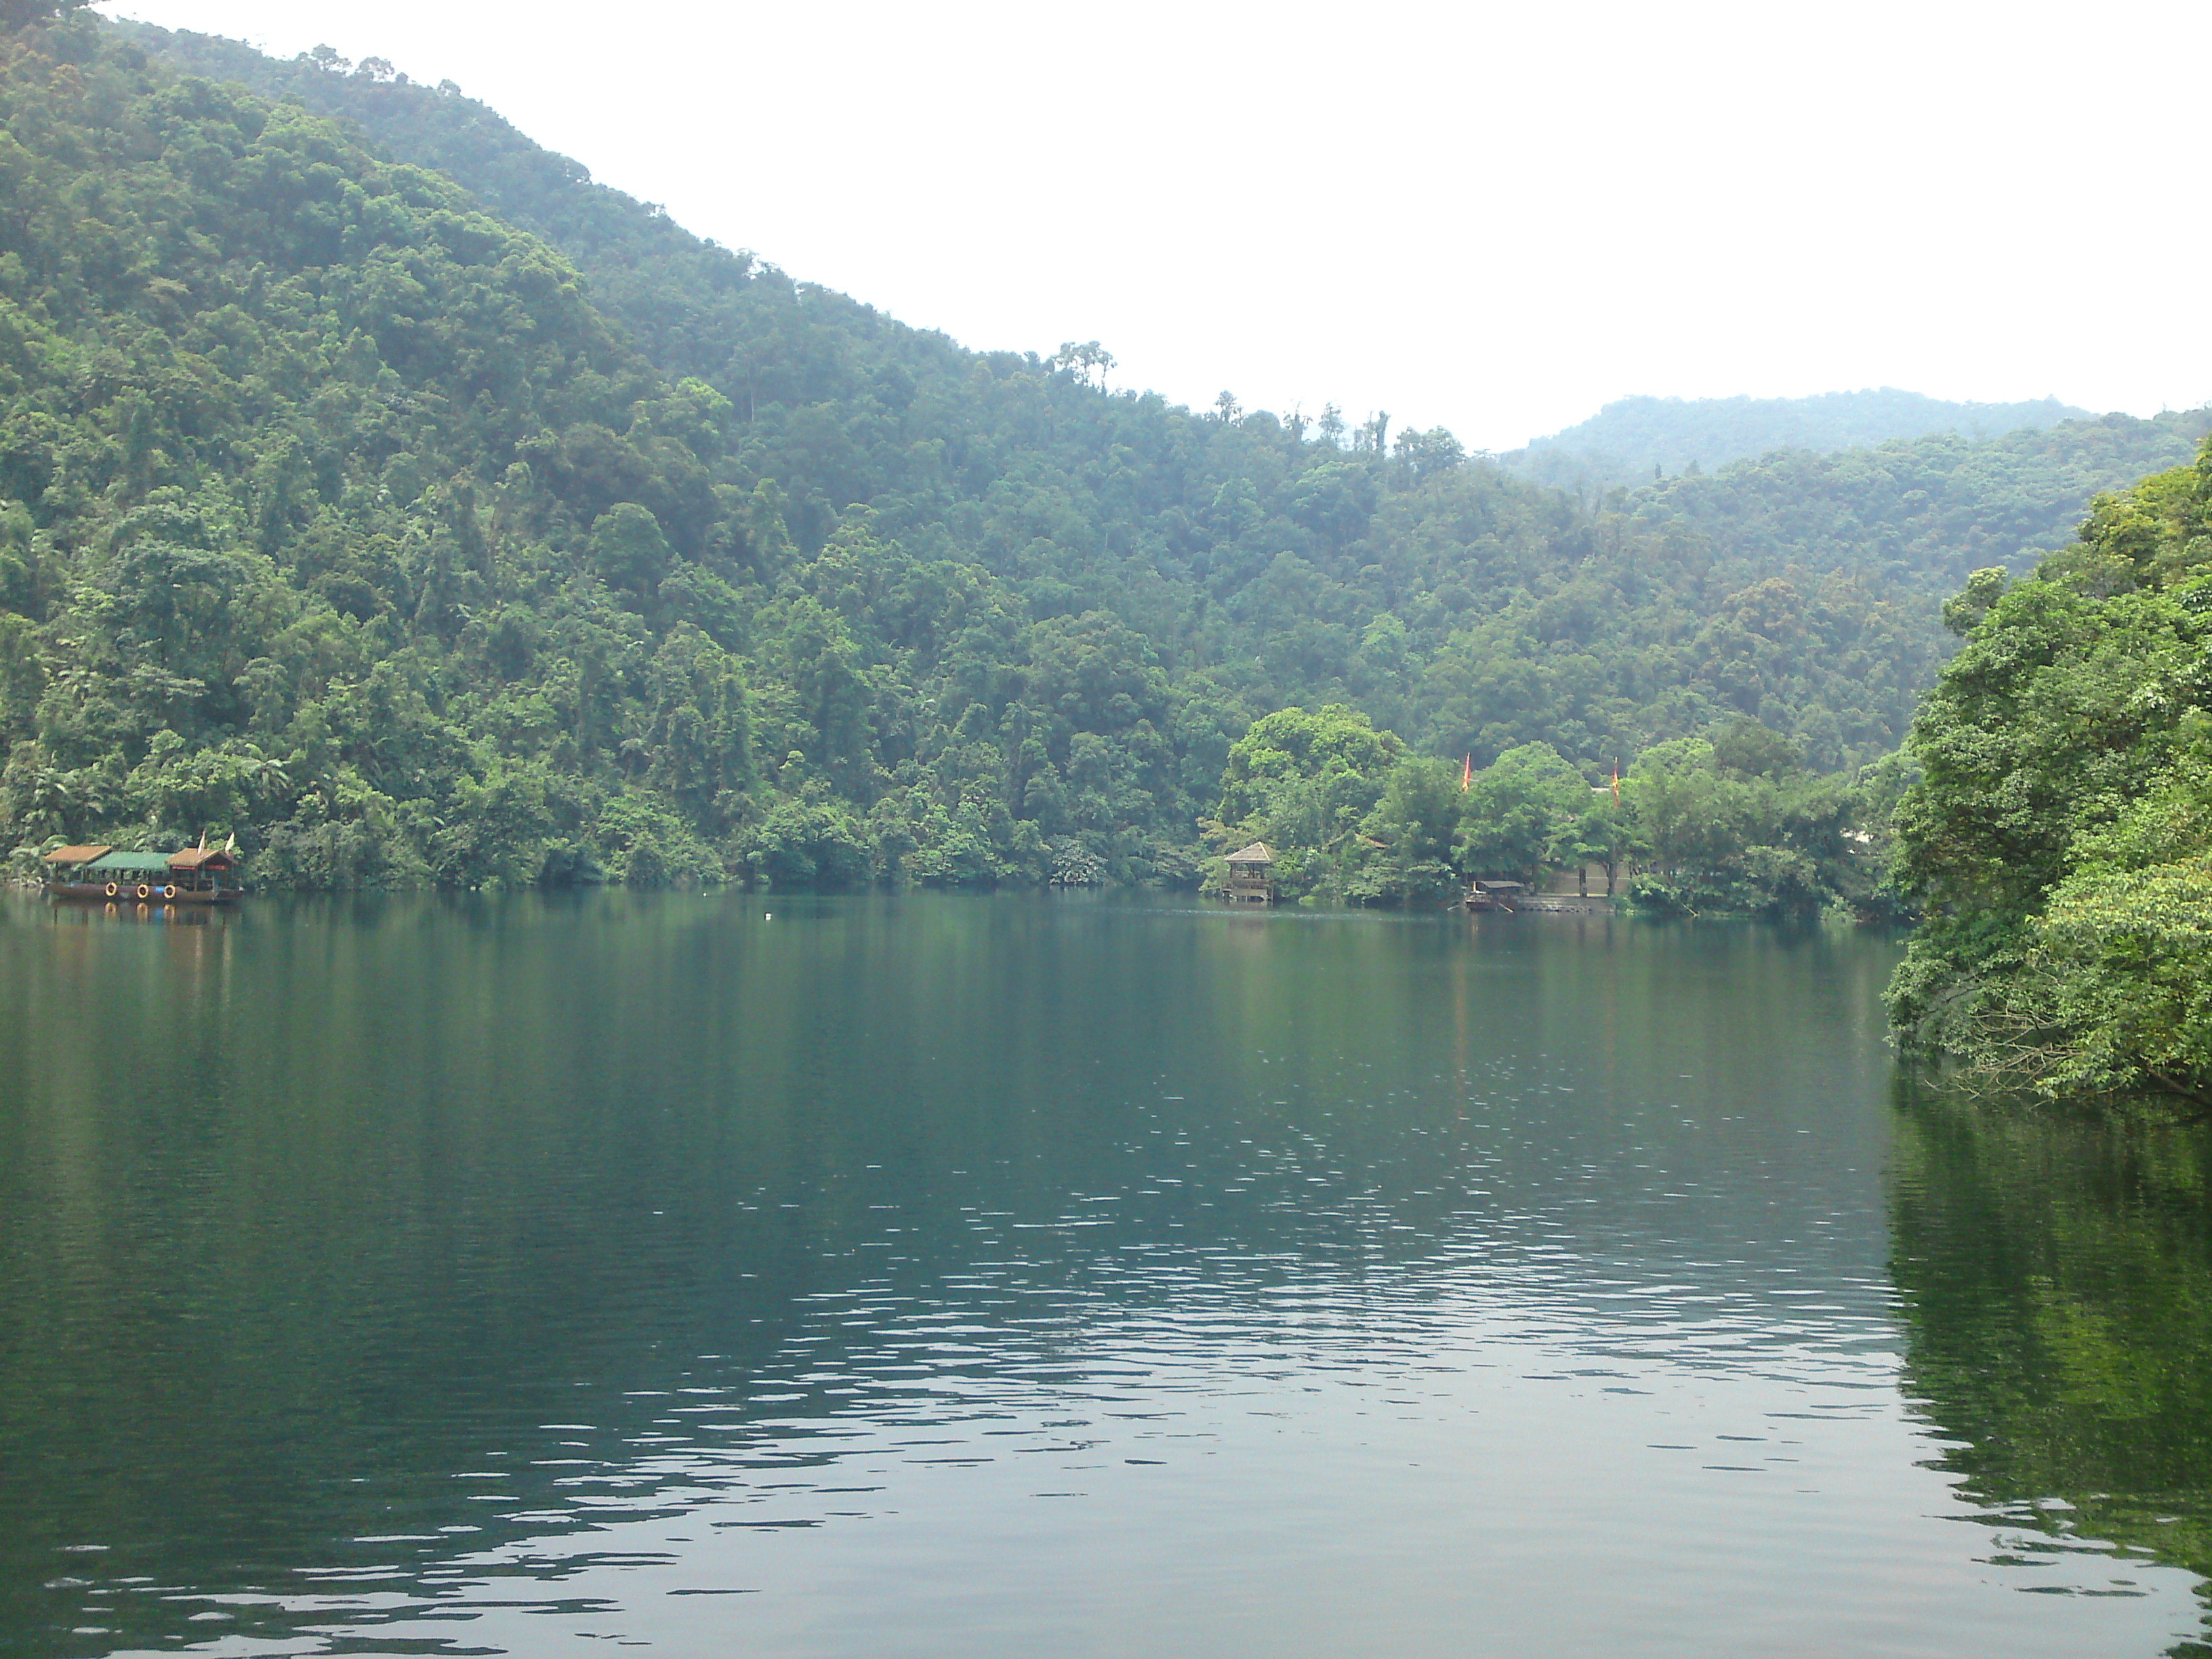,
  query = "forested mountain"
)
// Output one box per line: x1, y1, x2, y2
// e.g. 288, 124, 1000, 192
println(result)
0, 11, 2196, 890
1508, 390, 2094, 494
